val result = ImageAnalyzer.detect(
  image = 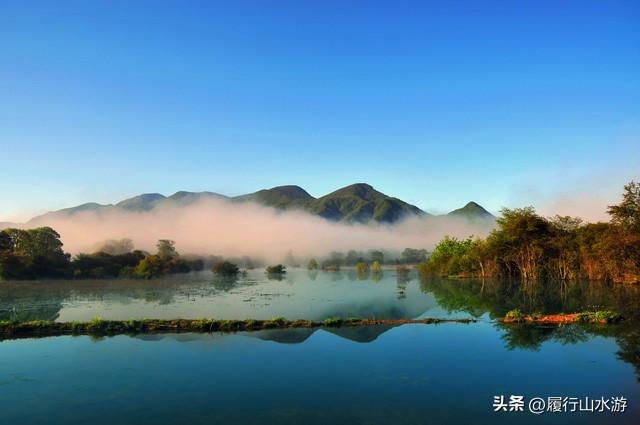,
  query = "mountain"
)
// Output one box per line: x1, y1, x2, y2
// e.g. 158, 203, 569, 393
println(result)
233, 183, 426, 223
233, 185, 313, 209
115, 193, 166, 211
307, 183, 427, 223
167, 191, 228, 206
19, 183, 493, 225
447, 201, 495, 221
